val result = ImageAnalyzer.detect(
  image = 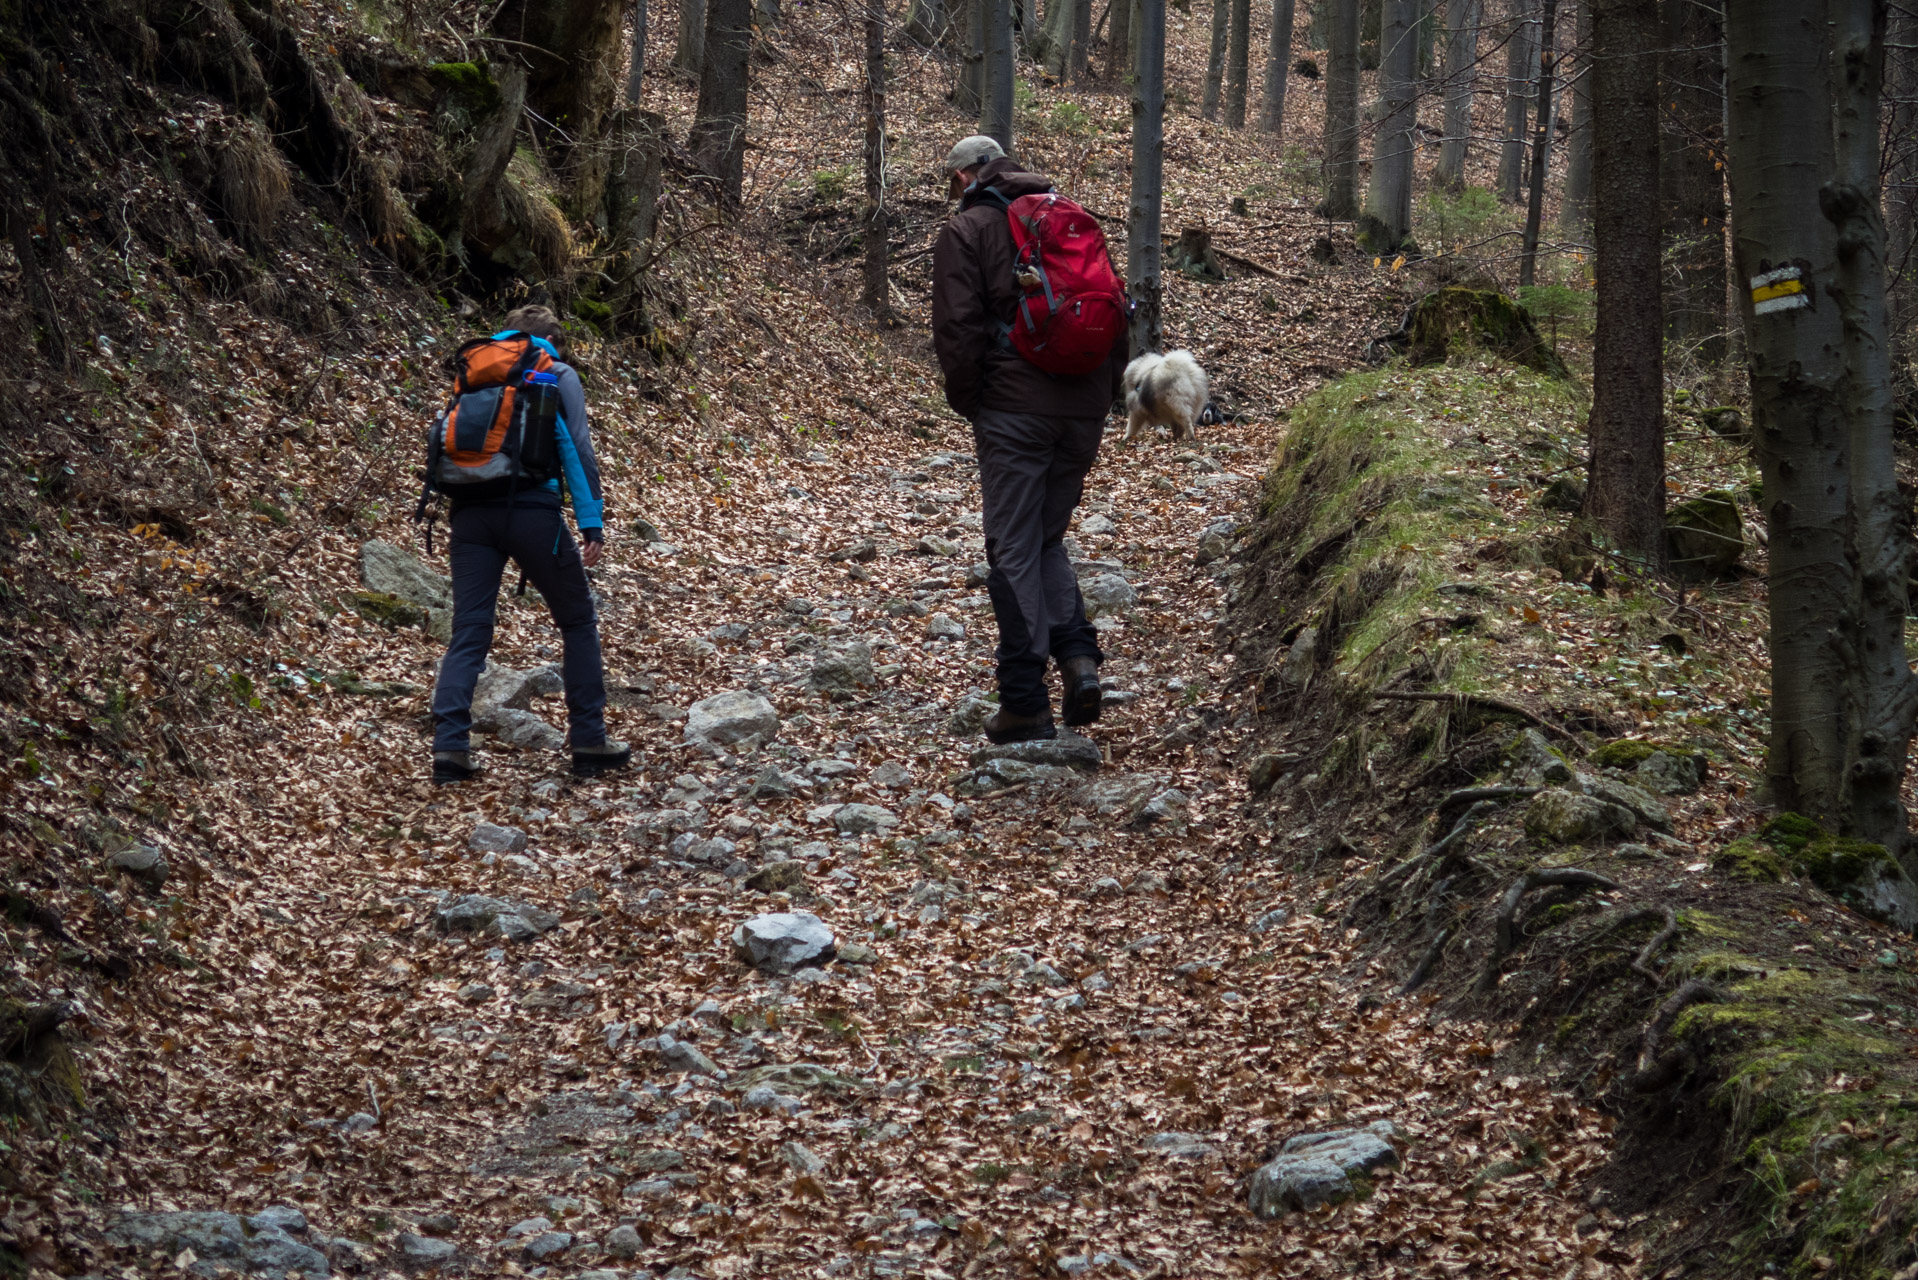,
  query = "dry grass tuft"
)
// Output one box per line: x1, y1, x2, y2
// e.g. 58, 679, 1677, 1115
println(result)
215, 116, 291, 246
